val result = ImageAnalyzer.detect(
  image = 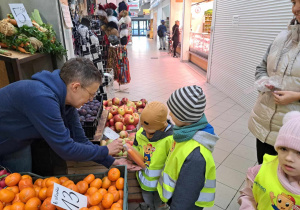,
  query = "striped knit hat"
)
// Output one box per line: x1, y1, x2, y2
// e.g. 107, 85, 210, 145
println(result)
167, 85, 206, 123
